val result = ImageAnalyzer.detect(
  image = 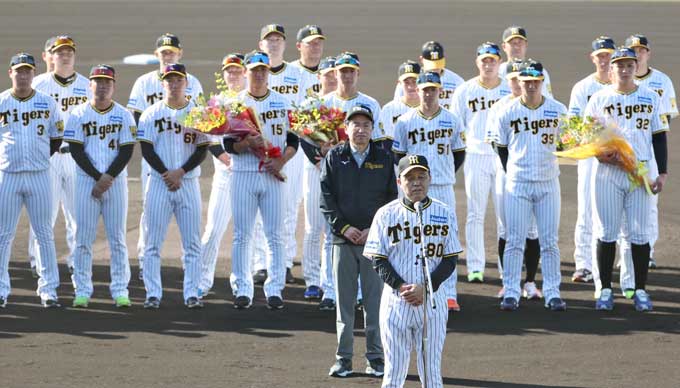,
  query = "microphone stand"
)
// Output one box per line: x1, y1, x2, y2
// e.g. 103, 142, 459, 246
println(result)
415, 200, 436, 388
